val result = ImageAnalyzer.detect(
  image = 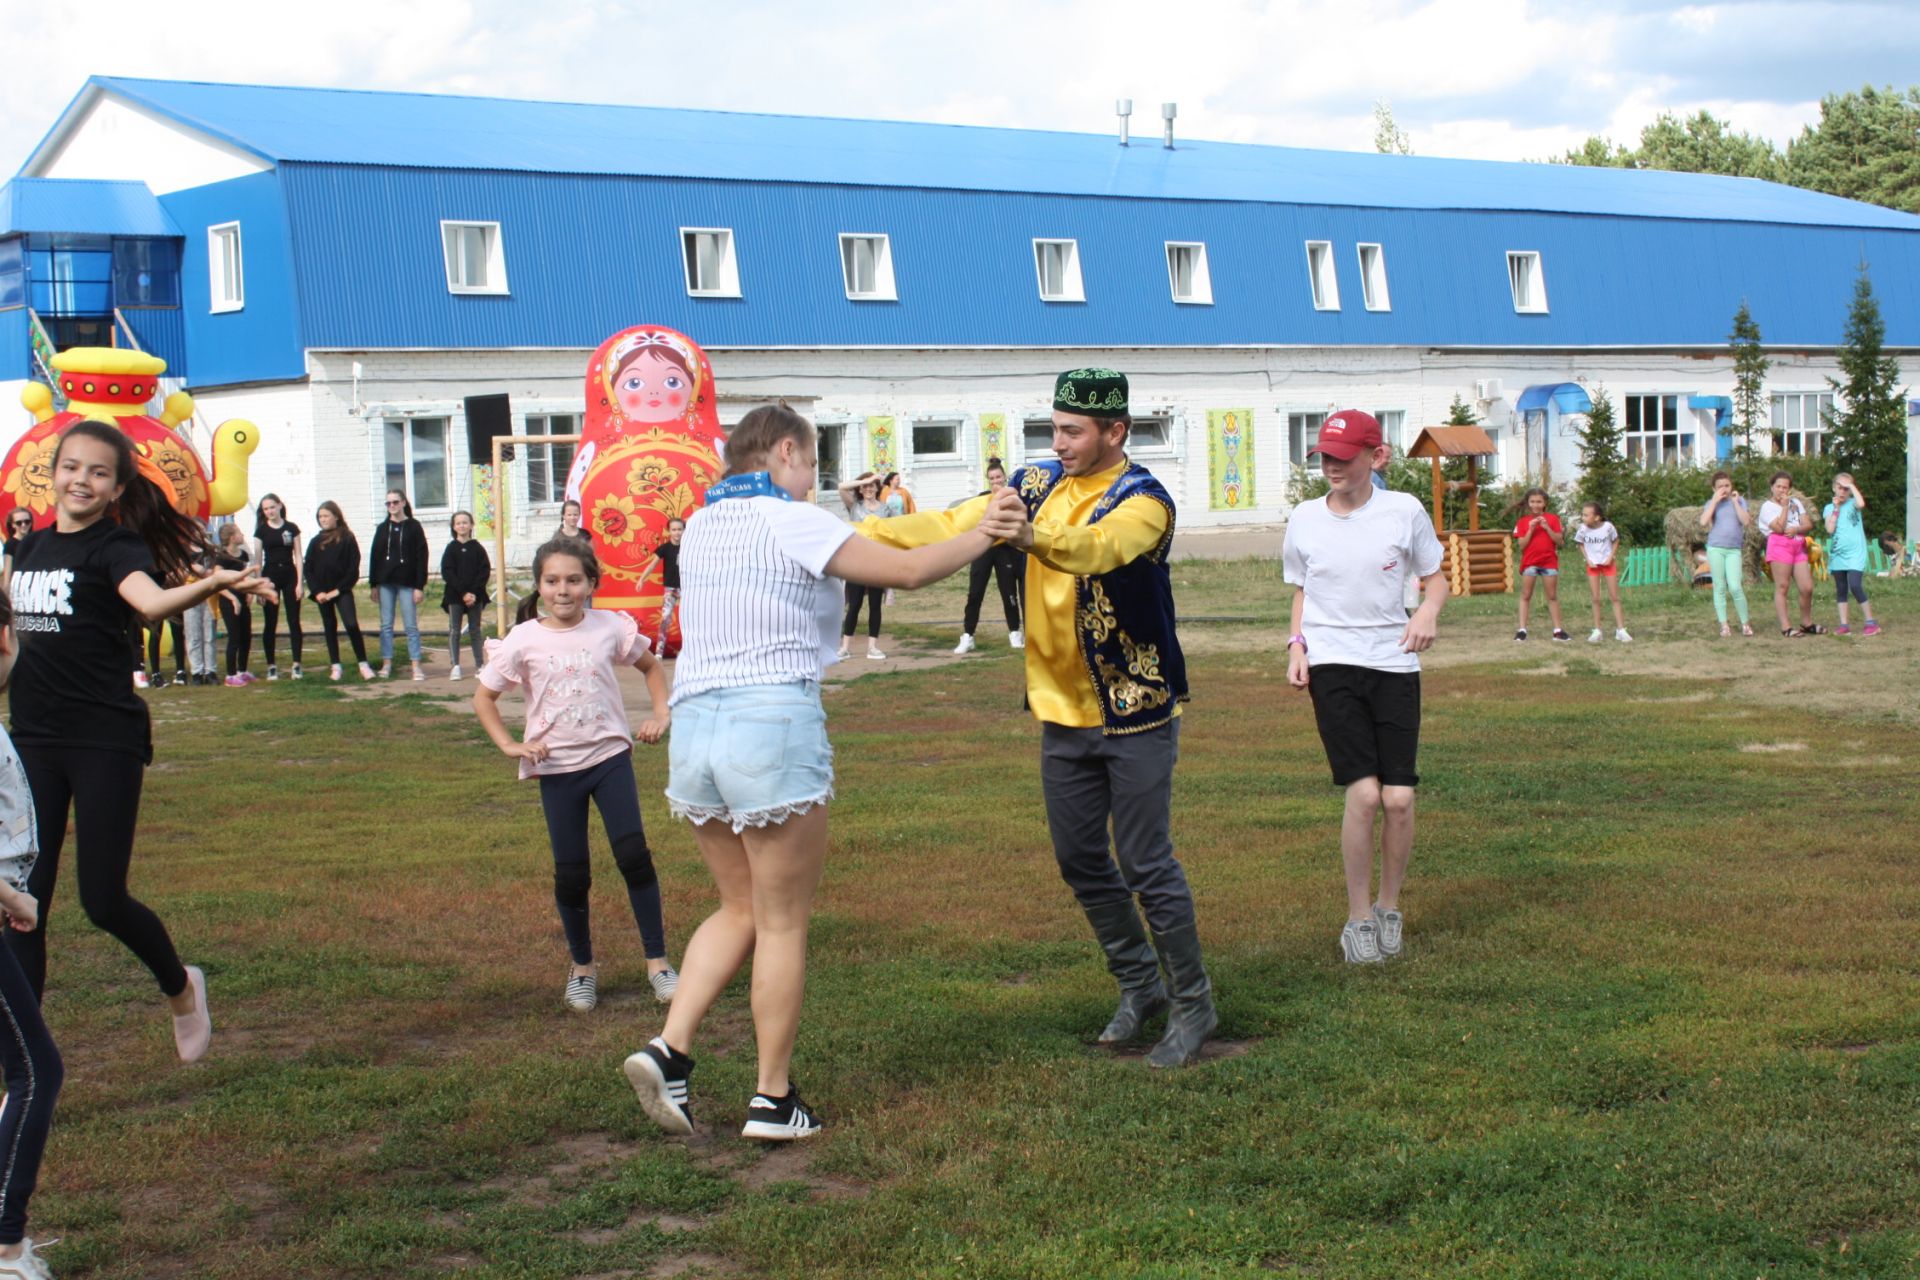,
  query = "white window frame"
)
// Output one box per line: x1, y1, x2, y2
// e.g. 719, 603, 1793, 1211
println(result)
1289, 410, 1331, 475
1033, 238, 1085, 302
1623, 393, 1692, 468
1769, 391, 1833, 456
909, 416, 964, 462
838, 233, 897, 301
1357, 243, 1390, 312
681, 227, 742, 298
1022, 415, 1055, 457
1371, 409, 1408, 452
522, 411, 579, 507
1305, 241, 1339, 311
440, 220, 508, 296
1507, 251, 1547, 314
1164, 242, 1212, 305
1128, 412, 1177, 455
383, 415, 453, 513
208, 221, 243, 313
